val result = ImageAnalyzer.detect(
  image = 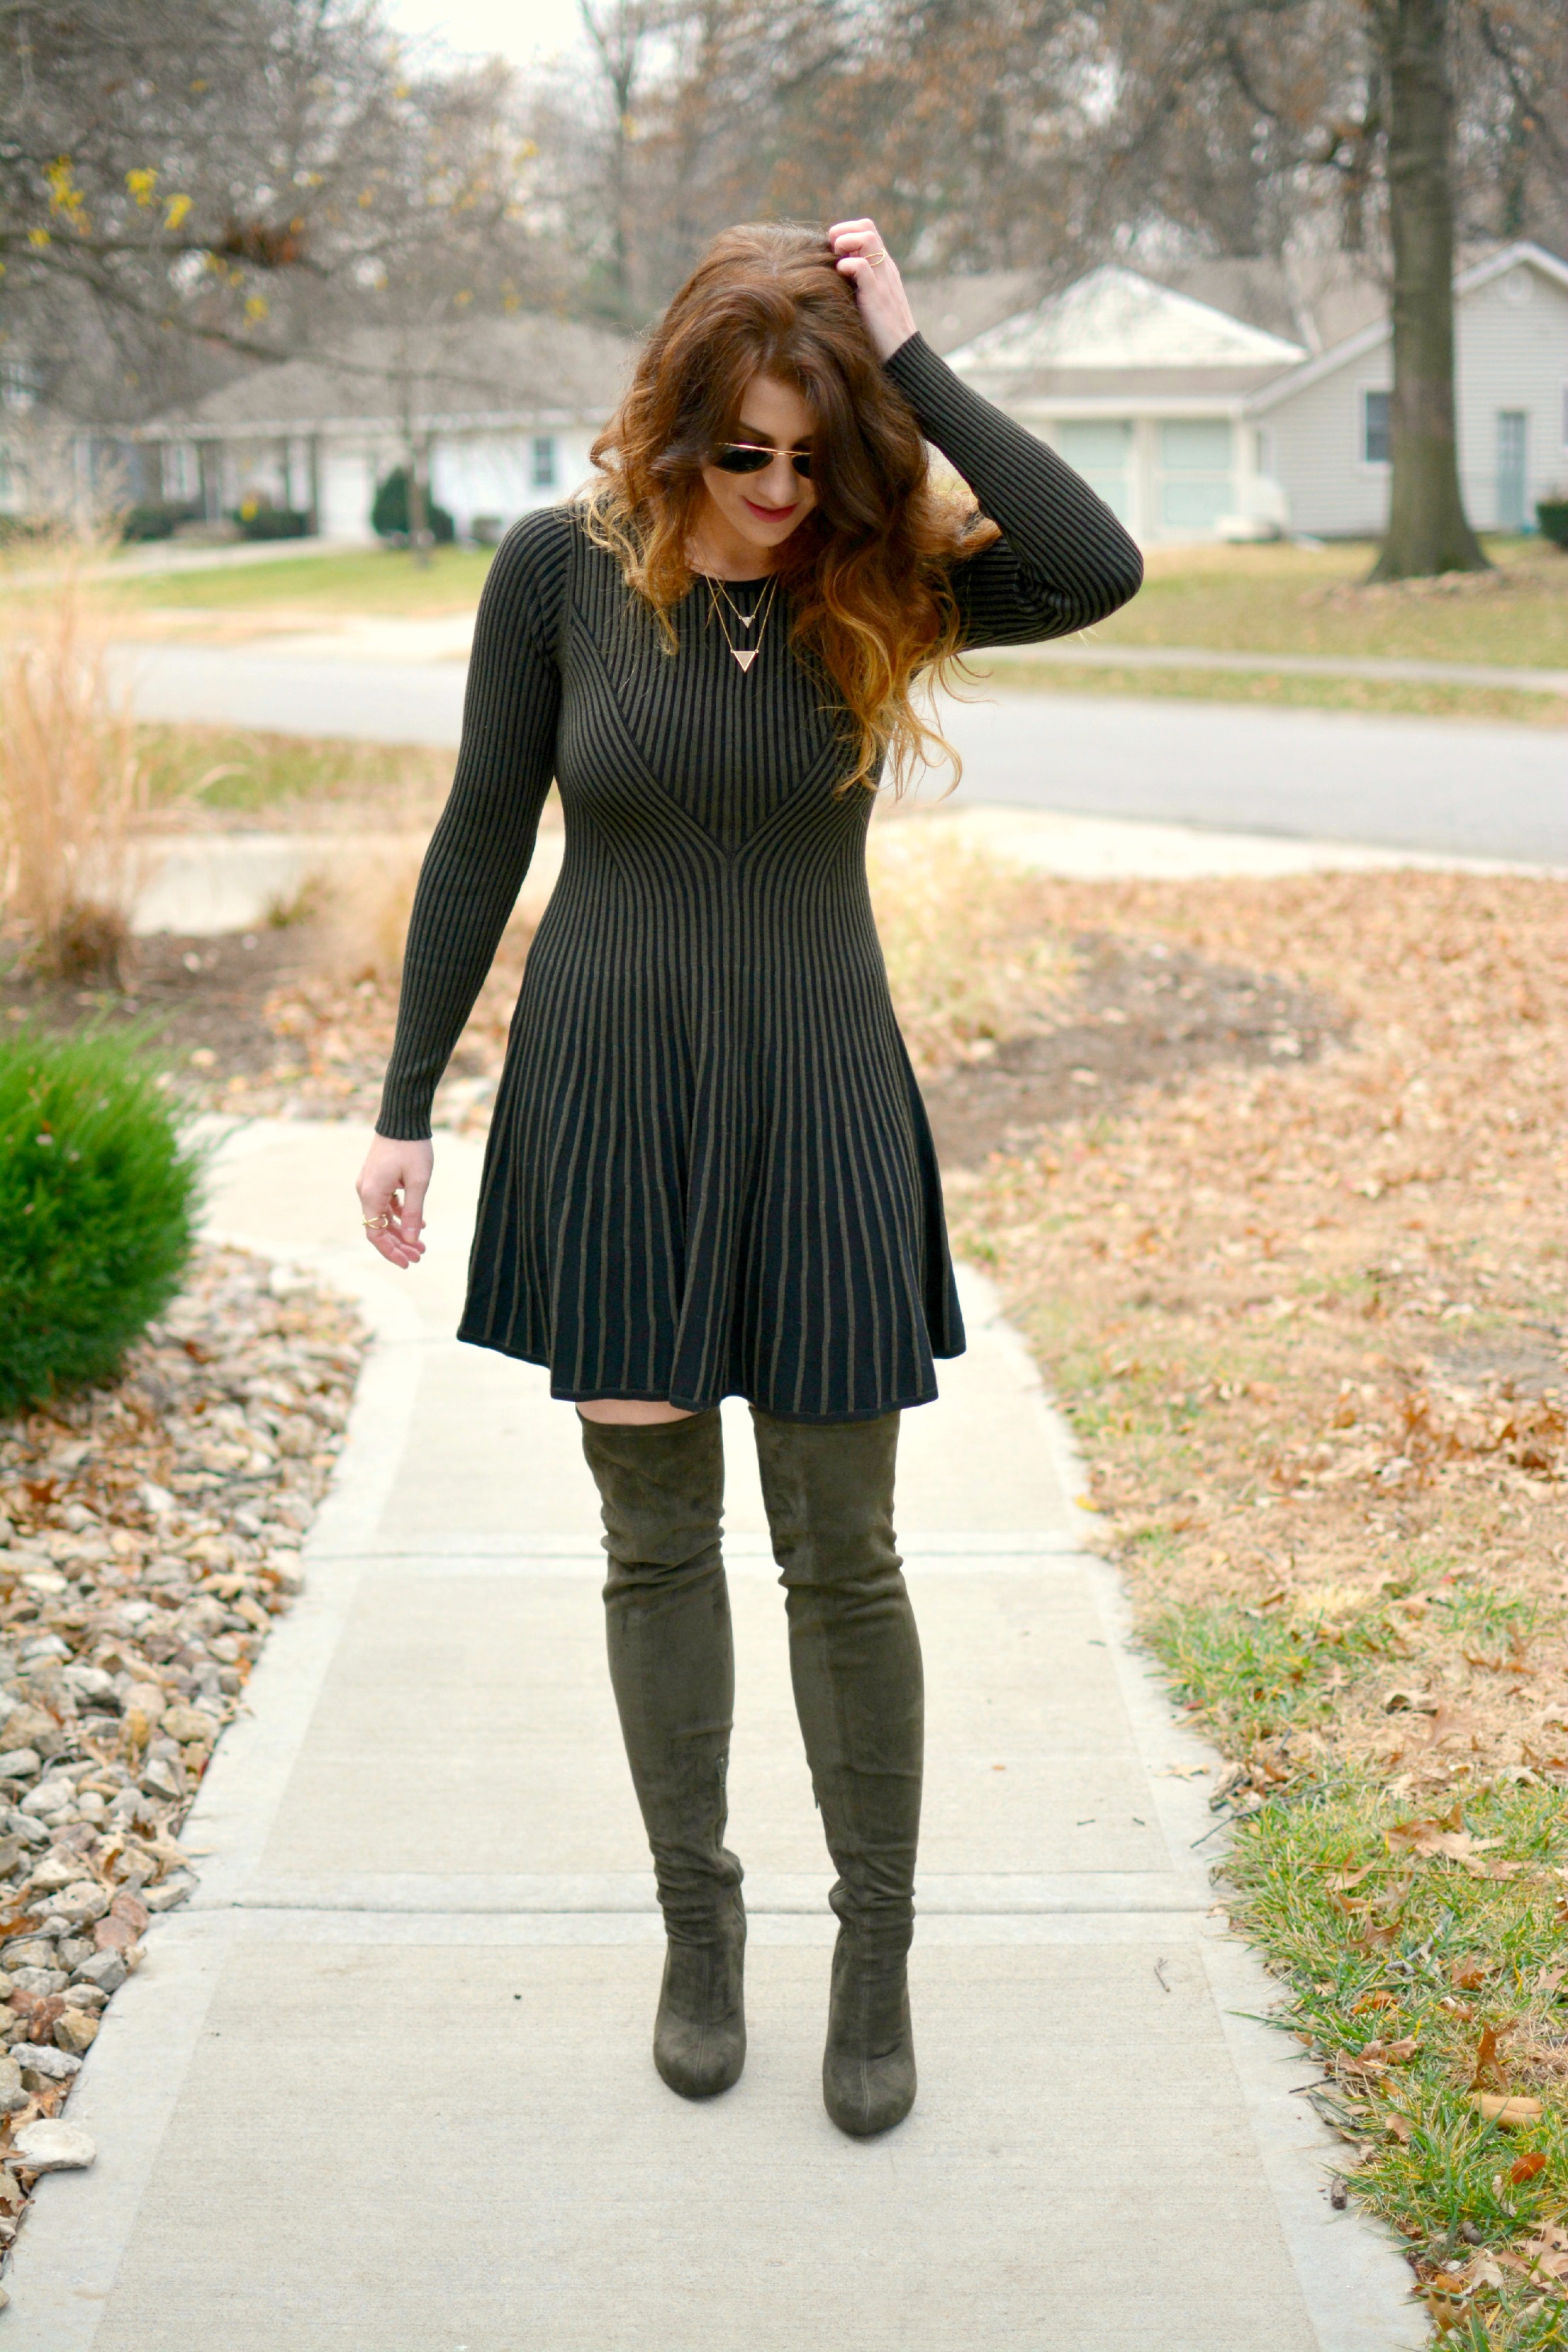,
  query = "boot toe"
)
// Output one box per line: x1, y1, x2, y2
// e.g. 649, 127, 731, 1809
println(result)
822, 2044, 916, 2137
654, 2009, 746, 2099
